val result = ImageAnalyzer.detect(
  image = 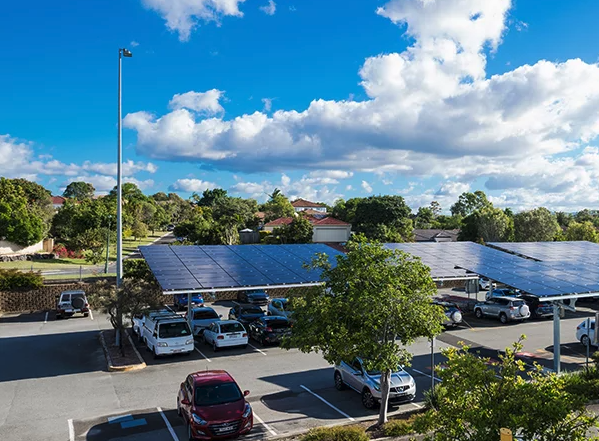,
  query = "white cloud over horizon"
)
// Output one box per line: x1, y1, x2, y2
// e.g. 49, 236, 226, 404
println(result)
169, 90, 225, 115
259, 0, 276, 16
169, 178, 218, 193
